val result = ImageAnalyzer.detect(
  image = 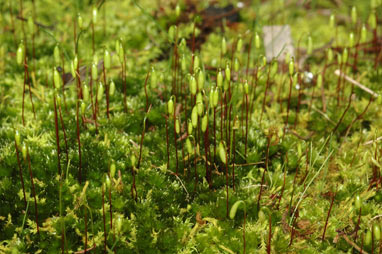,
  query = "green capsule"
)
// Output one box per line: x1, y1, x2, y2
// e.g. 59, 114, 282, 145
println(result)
289, 59, 294, 76
270, 61, 278, 76
167, 98, 174, 115
197, 70, 205, 90
349, 32, 354, 48
236, 36, 243, 52
217, 69, 223, 87
70, 61, 76, 77
197, 101, 203, 116
118, 44, 124, 63
369, 12, 377, 30
27, 17, 34, 34
179, 38, 187, 52
261, 55, 267, 67
374, 225, 381, 241
175, 4, 181, 18
110, 163, 116, 178
255, 33, 261, 49
230, 200, 244, 219
109, 80, 115, 96
151, 67, 157, 89
343, 48, 348, 63
307, 36, 313, 55
105, 174, 111, 190
104, 49, 111, 69
201, 114, 208, 133
21, 143, 27, 161
213, 88, 219, 107
317, 74, 323, 88
175, 118, 180, 134
16, 44, 24, 65
190, 75, 197, 95
15, 130, 21, 148
188, 120, 193, 135
354, 195, 362, 209
243, 81, 249, 95
186, 138, 193, 154
365, 230, 372, 246
77, 13, 83, 30
80, 100, 86, 115
92, 63, 98, 80
92, 6, 97, 24
221, 37, 227, 55
351, 6, 357, 24
218, 142, 226, 164
97, 83, 104, 101
83, 84, 89, 102
181, 54, 186, 72
54, 44, 60, 64
225, 64, 231, 81
378, 94, 382, 105
209, 90, 214, 108
131, 154, 136, 168
54, 68, 61, 89
329, 14, 335, 29
193, 55, 199, 71
234, 57, 239, 72
191, 106, 198, 127
361, 24, 367, 43
73, 55, 79, 71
